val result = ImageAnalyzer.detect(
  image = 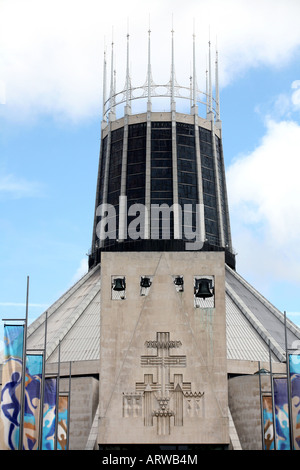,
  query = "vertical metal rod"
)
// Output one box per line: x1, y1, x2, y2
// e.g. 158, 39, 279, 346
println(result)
189, 73, 192, 110
170, 21, 175, 109
109, 31, 116, 121
258, 361, 265, 450
67, 361, 72, 450
269, 341, 276, 450
54, 341, 61, 450
215, 48, 220, 121
19, 275, 29, 450
205, 67, 209, 118
147, 24, 152, 110
208, 40, 212, 115
125, 23, 131, 111
38, 311, 48, 450
102, 48, 107, 120
285, 311, 294, 449
192, 24, 197, 111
